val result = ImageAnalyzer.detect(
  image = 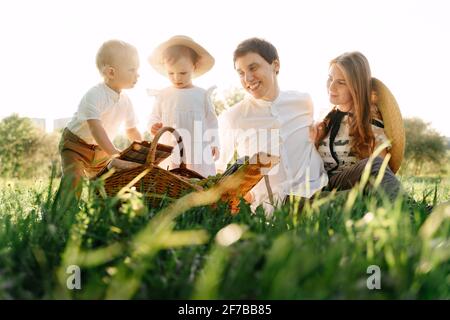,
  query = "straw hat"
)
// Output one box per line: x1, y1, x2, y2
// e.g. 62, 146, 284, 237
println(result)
371, 78, 405, 173
148, 35, 215, 78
